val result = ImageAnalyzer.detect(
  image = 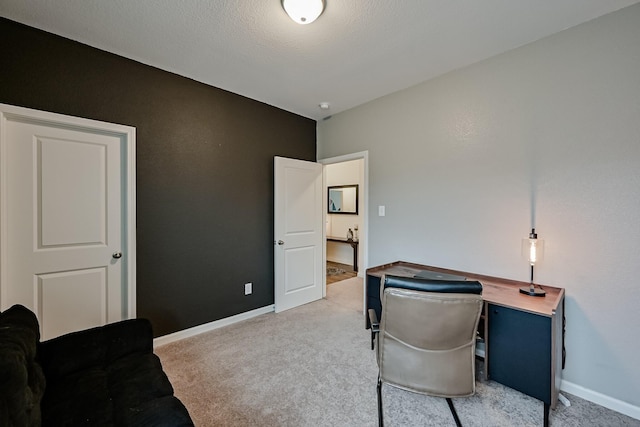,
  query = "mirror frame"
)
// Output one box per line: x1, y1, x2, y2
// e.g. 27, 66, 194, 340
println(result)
327, 184, 359, 215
